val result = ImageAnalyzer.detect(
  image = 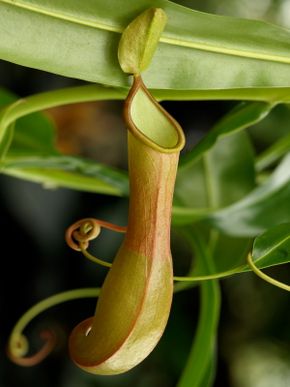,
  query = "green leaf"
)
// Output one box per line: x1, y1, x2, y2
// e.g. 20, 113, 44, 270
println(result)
0, 88, 56, 155
2, 156, 129, 196
174, 128, 255, 280
173, 101, 277, 281
250, 104, 290, 146
0, 86, 278, 187
174, 101, 264, 212
248, 103, 290, 171
173, 223, 290, 284
208, 153, 290, 237
0, 88, 129, 196
11, 115, 57, 157
0, 123, 14, 160
193, 130, 255, 278
180, 101, 272, 167
118, 7, 167, 74
0, 85, 126, 155
174, 129, 256, 220
246, 224, 290, 292
2, 0, 290, 100
252, 223, 290, 268
256, 131, 290, 172
199, 131, 255, 209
